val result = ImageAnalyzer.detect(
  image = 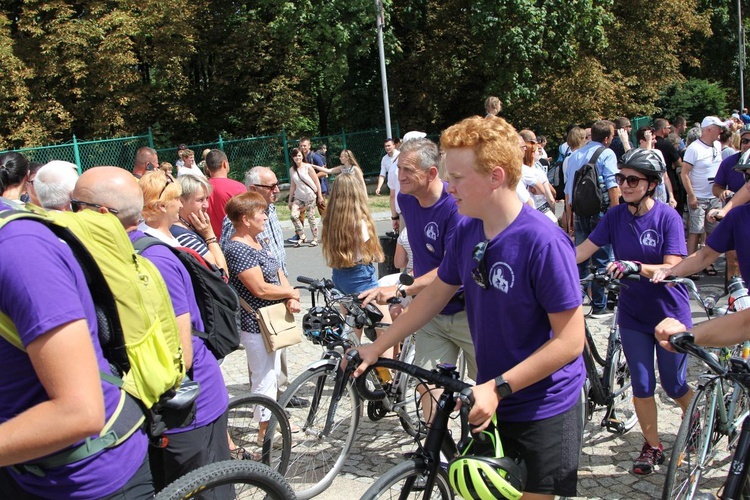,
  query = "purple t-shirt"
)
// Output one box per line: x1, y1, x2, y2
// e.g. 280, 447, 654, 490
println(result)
438, 205, 585, 422
0, 210, 147, 498
588, 202, 692, 331
714, 152, 746, 193
707, 203, 750, 283
129, 231, 228, 431
398, 182, 465, 315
